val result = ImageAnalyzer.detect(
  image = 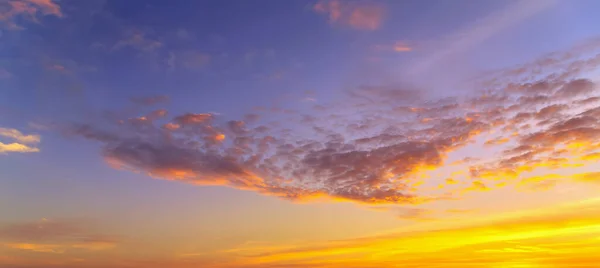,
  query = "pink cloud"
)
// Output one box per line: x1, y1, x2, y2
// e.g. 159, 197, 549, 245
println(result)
314, 0, 385, 31
0, 0, 62, 29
